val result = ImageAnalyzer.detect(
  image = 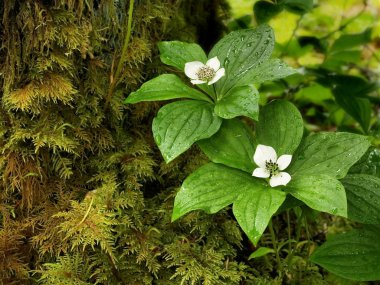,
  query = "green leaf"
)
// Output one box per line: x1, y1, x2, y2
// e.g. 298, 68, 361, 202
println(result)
153, 101, 222, 162
233, 187, 286, 245
253, 1, 284, 24
317, 74, 378, 98
172, 163, 285, 245
288, 132, 371, 179
172, 163, 256, 221
248, 247, 275, 259
245, 59, 297, 85
158, 41, 215, 97
256, 100, 304, 156
331, 28, 372, 52
285, 175, 347, 217
342, 174, 380, 224
294, 83, 333, 106
324, 50, 361, 68
282, 0, 313, 14
197, 118, 255, 173
276, 195, 304, 214
334, 90, 371, 133
317, 73, 376, 131
349, 148, 380, 178
209, 24, 275, 95
310, 226, 380, 281
158, 41, 207, 70
228, 15, 253, 31
214, 85, 259, 120
125, 74, 212, 104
